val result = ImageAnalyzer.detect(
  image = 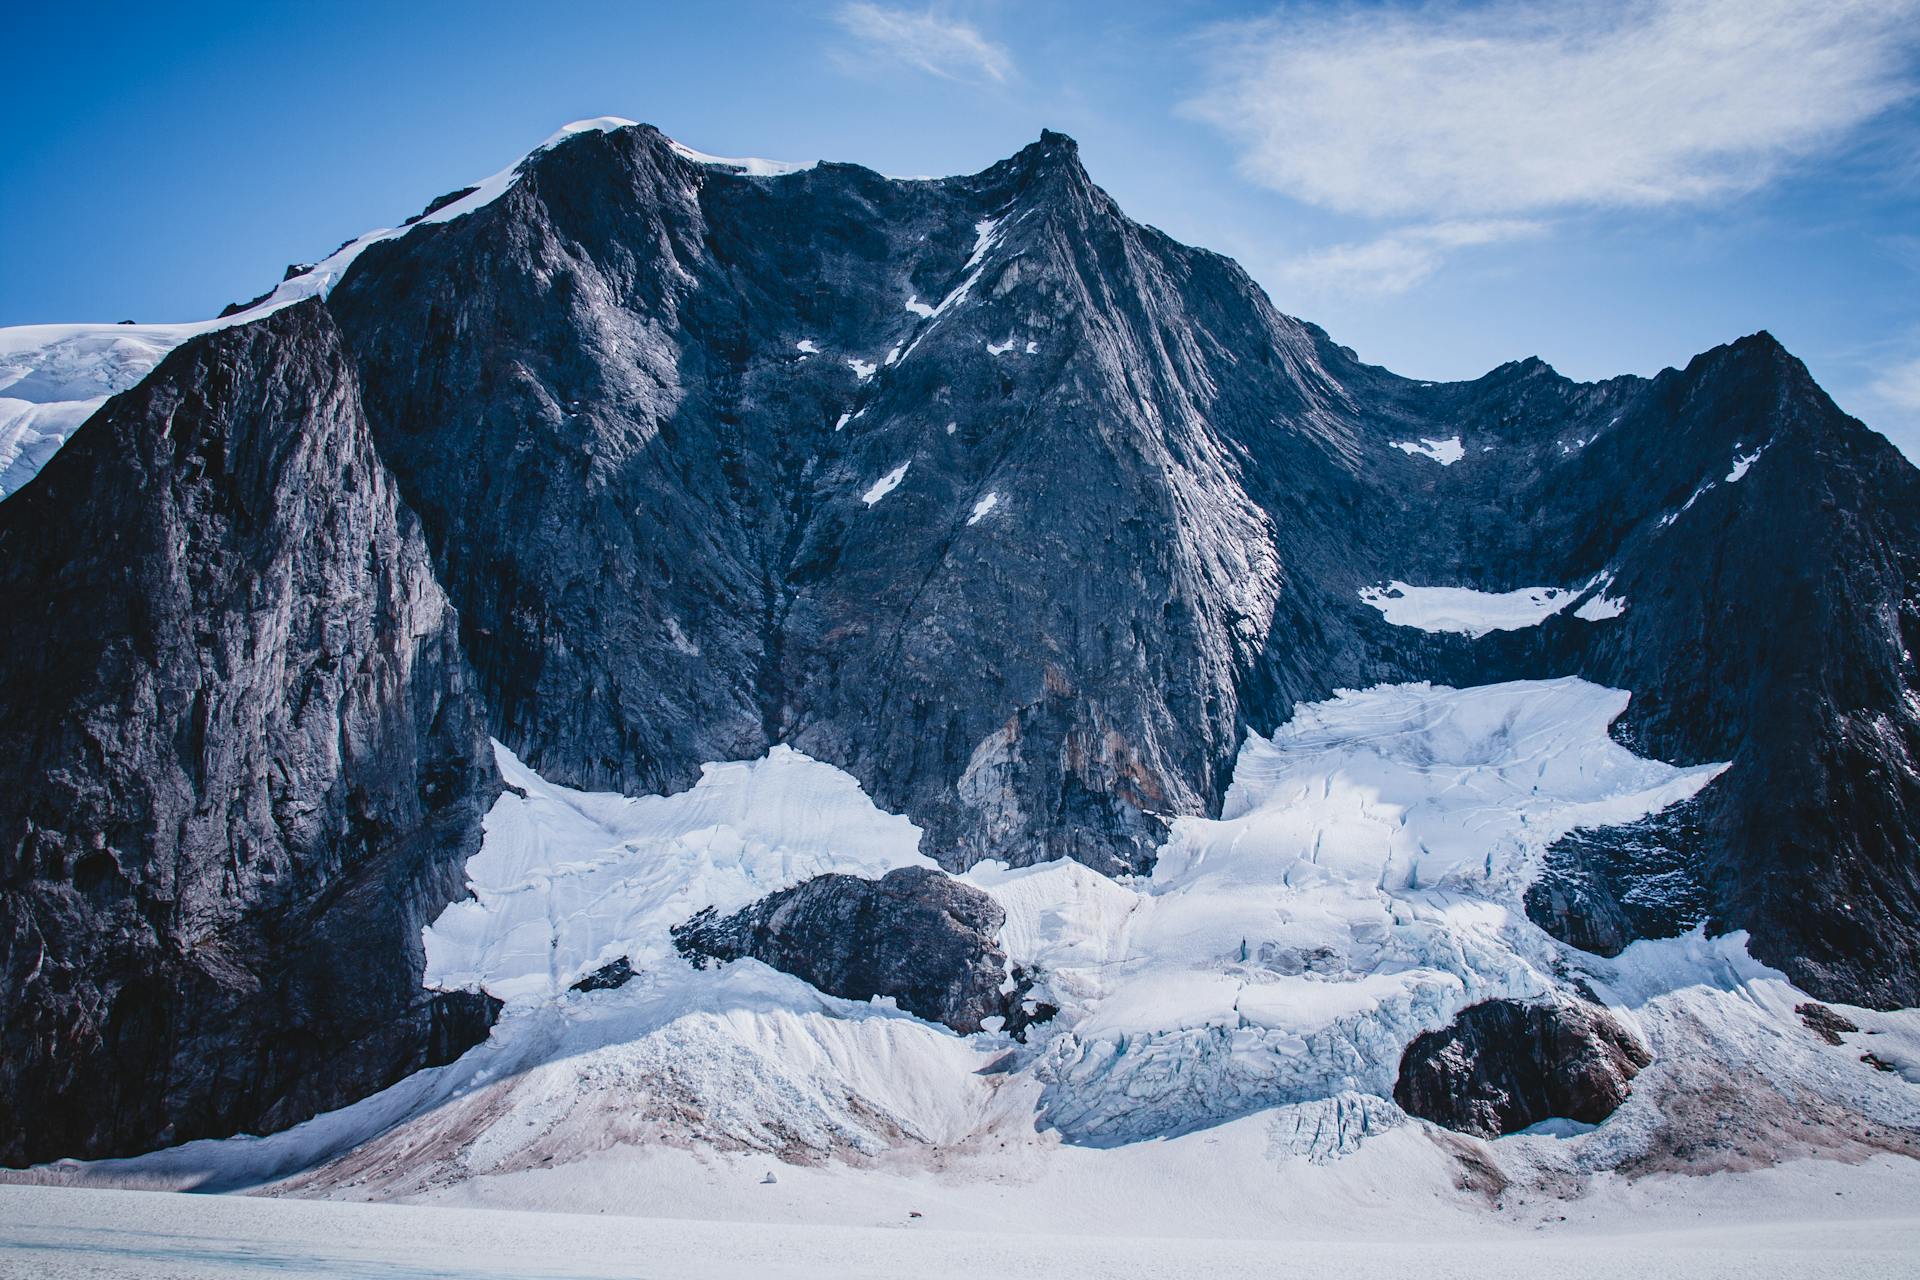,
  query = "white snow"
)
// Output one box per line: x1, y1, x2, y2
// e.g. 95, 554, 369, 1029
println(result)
885, 345, 902, 366
0, 325, 192, 498
1390, 436, 1465, 465
834, 412, 852, 432
904, 296, 935, 318
986, 338, 1015, 356
795, 340, 819, 354
29, 679, 1920, 1264
1360, 580, 1578, 636
945, 421, 957, 435
846, 358, 877, 382
425, 743, 934, 1005
666, 141, 816, 178
8, 1176, 1919, 1279
972, 678, 1726, 1143
1024, 340, 1038, 355
967, 493, 999, 525
1727, 444, 1767, 482
861, 462, 910, 507
1574, 577, 1628, 621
